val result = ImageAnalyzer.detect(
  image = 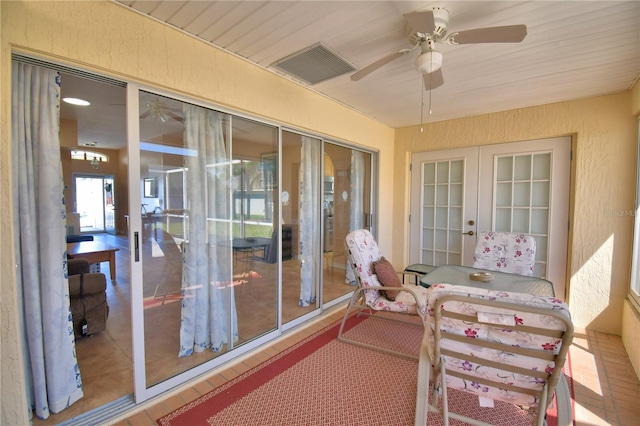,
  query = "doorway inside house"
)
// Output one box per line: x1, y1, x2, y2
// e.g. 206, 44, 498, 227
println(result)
74, 175, 116, 234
